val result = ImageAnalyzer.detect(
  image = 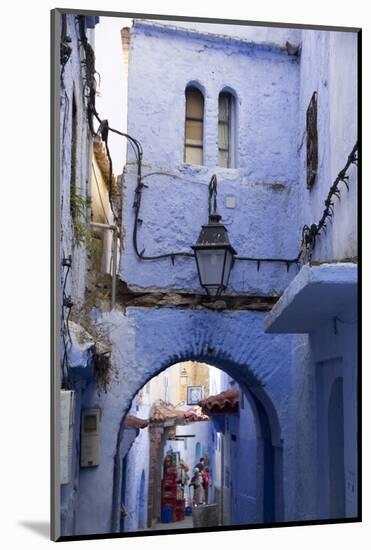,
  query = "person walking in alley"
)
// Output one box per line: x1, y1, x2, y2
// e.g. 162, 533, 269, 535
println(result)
204, 453, 210, 469
202, 467, 210, 504
190, 467, 205, 505
195, 457, 205, 472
